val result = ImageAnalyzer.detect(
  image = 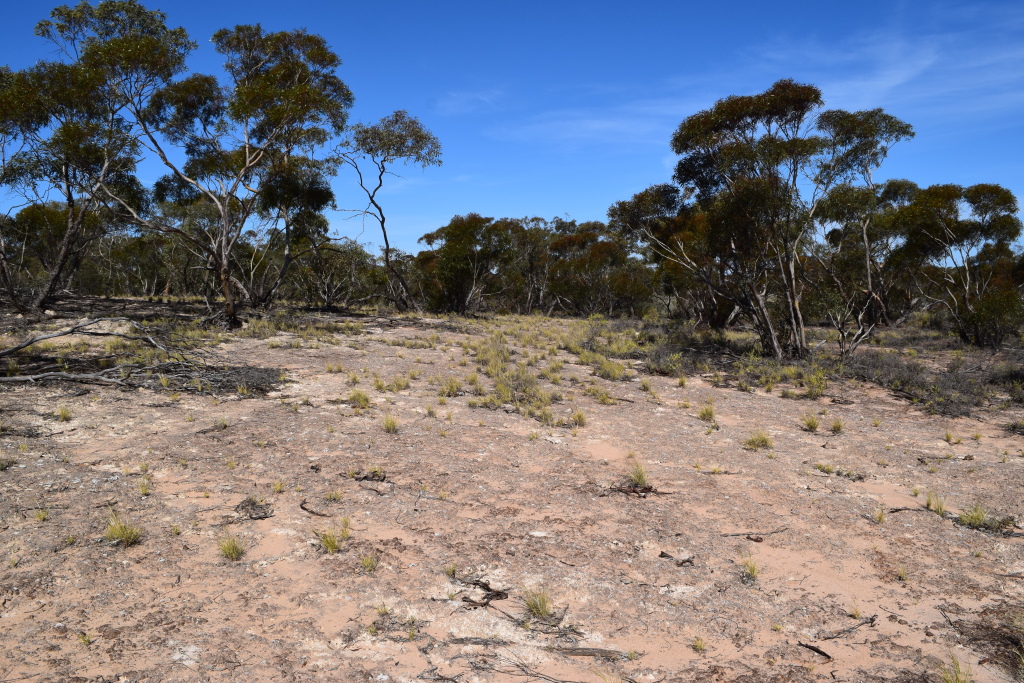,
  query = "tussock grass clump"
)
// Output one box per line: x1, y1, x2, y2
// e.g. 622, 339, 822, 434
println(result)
926, 491, 946, 516
801, 414, 819, 432
938, 654, 973, 683
438, 376, 462, 397
219, 534, 245, 561
522, 586, 553, 619
584, 385, 615, 405
104, 512, 142, 547
317, 528, 348, 554
348, 389, 370, 409
956, 504, 1014, 532
570, 409, 587, 427
626, 455, 650, 489
55, 406, 72, 422
359, 553, 379, 573
830, 419, 844, 434
743, 430, 773, 451
740, 556, 759, 583
698, 401, 715, 423
382, 414, 399, 434
0, 457, 16, 471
